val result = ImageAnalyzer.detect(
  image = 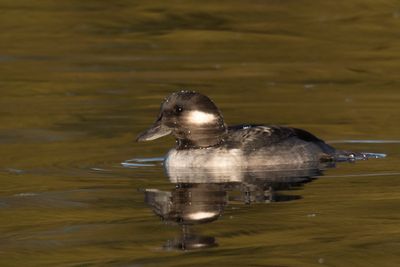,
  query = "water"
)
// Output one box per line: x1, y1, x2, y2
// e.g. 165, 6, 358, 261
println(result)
1, 1, 400, 266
